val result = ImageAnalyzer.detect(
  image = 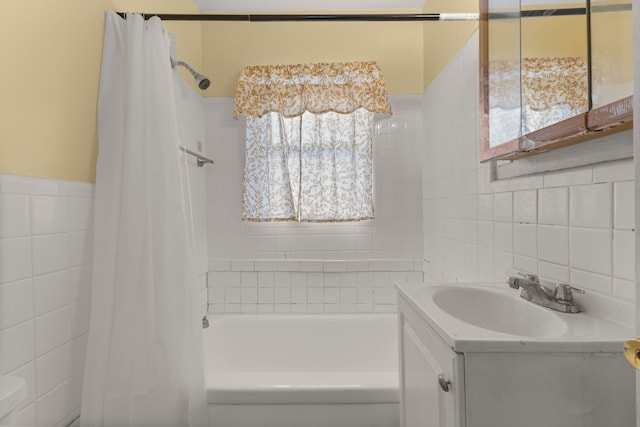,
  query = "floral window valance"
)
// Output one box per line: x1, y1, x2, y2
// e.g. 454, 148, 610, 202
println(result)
232, 61, 392, 118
